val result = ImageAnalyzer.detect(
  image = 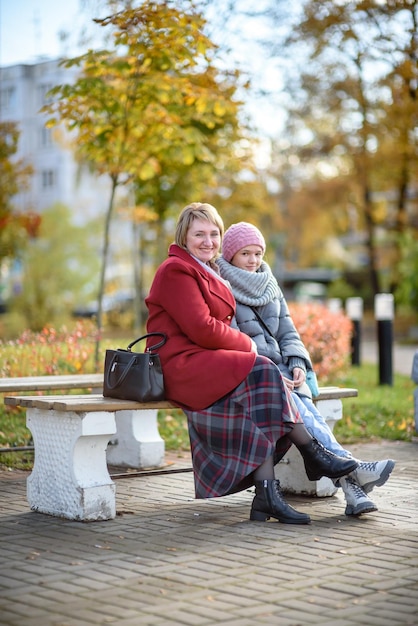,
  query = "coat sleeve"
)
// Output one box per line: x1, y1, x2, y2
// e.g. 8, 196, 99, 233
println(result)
149, 261, 253, 352
275, 289, 313, 369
